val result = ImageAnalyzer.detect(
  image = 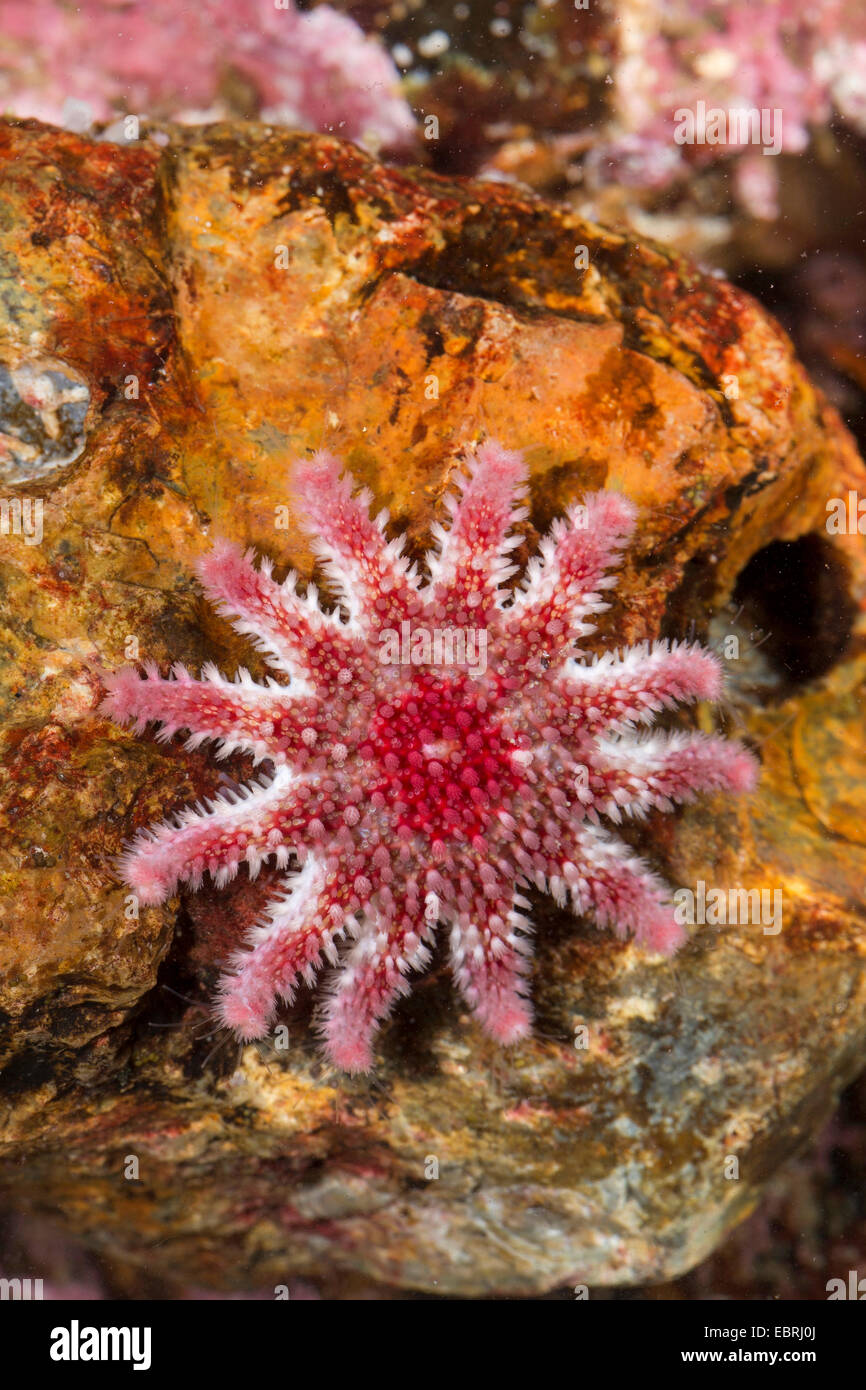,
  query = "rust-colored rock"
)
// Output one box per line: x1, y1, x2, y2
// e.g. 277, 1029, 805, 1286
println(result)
0, 118, 865, 1297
